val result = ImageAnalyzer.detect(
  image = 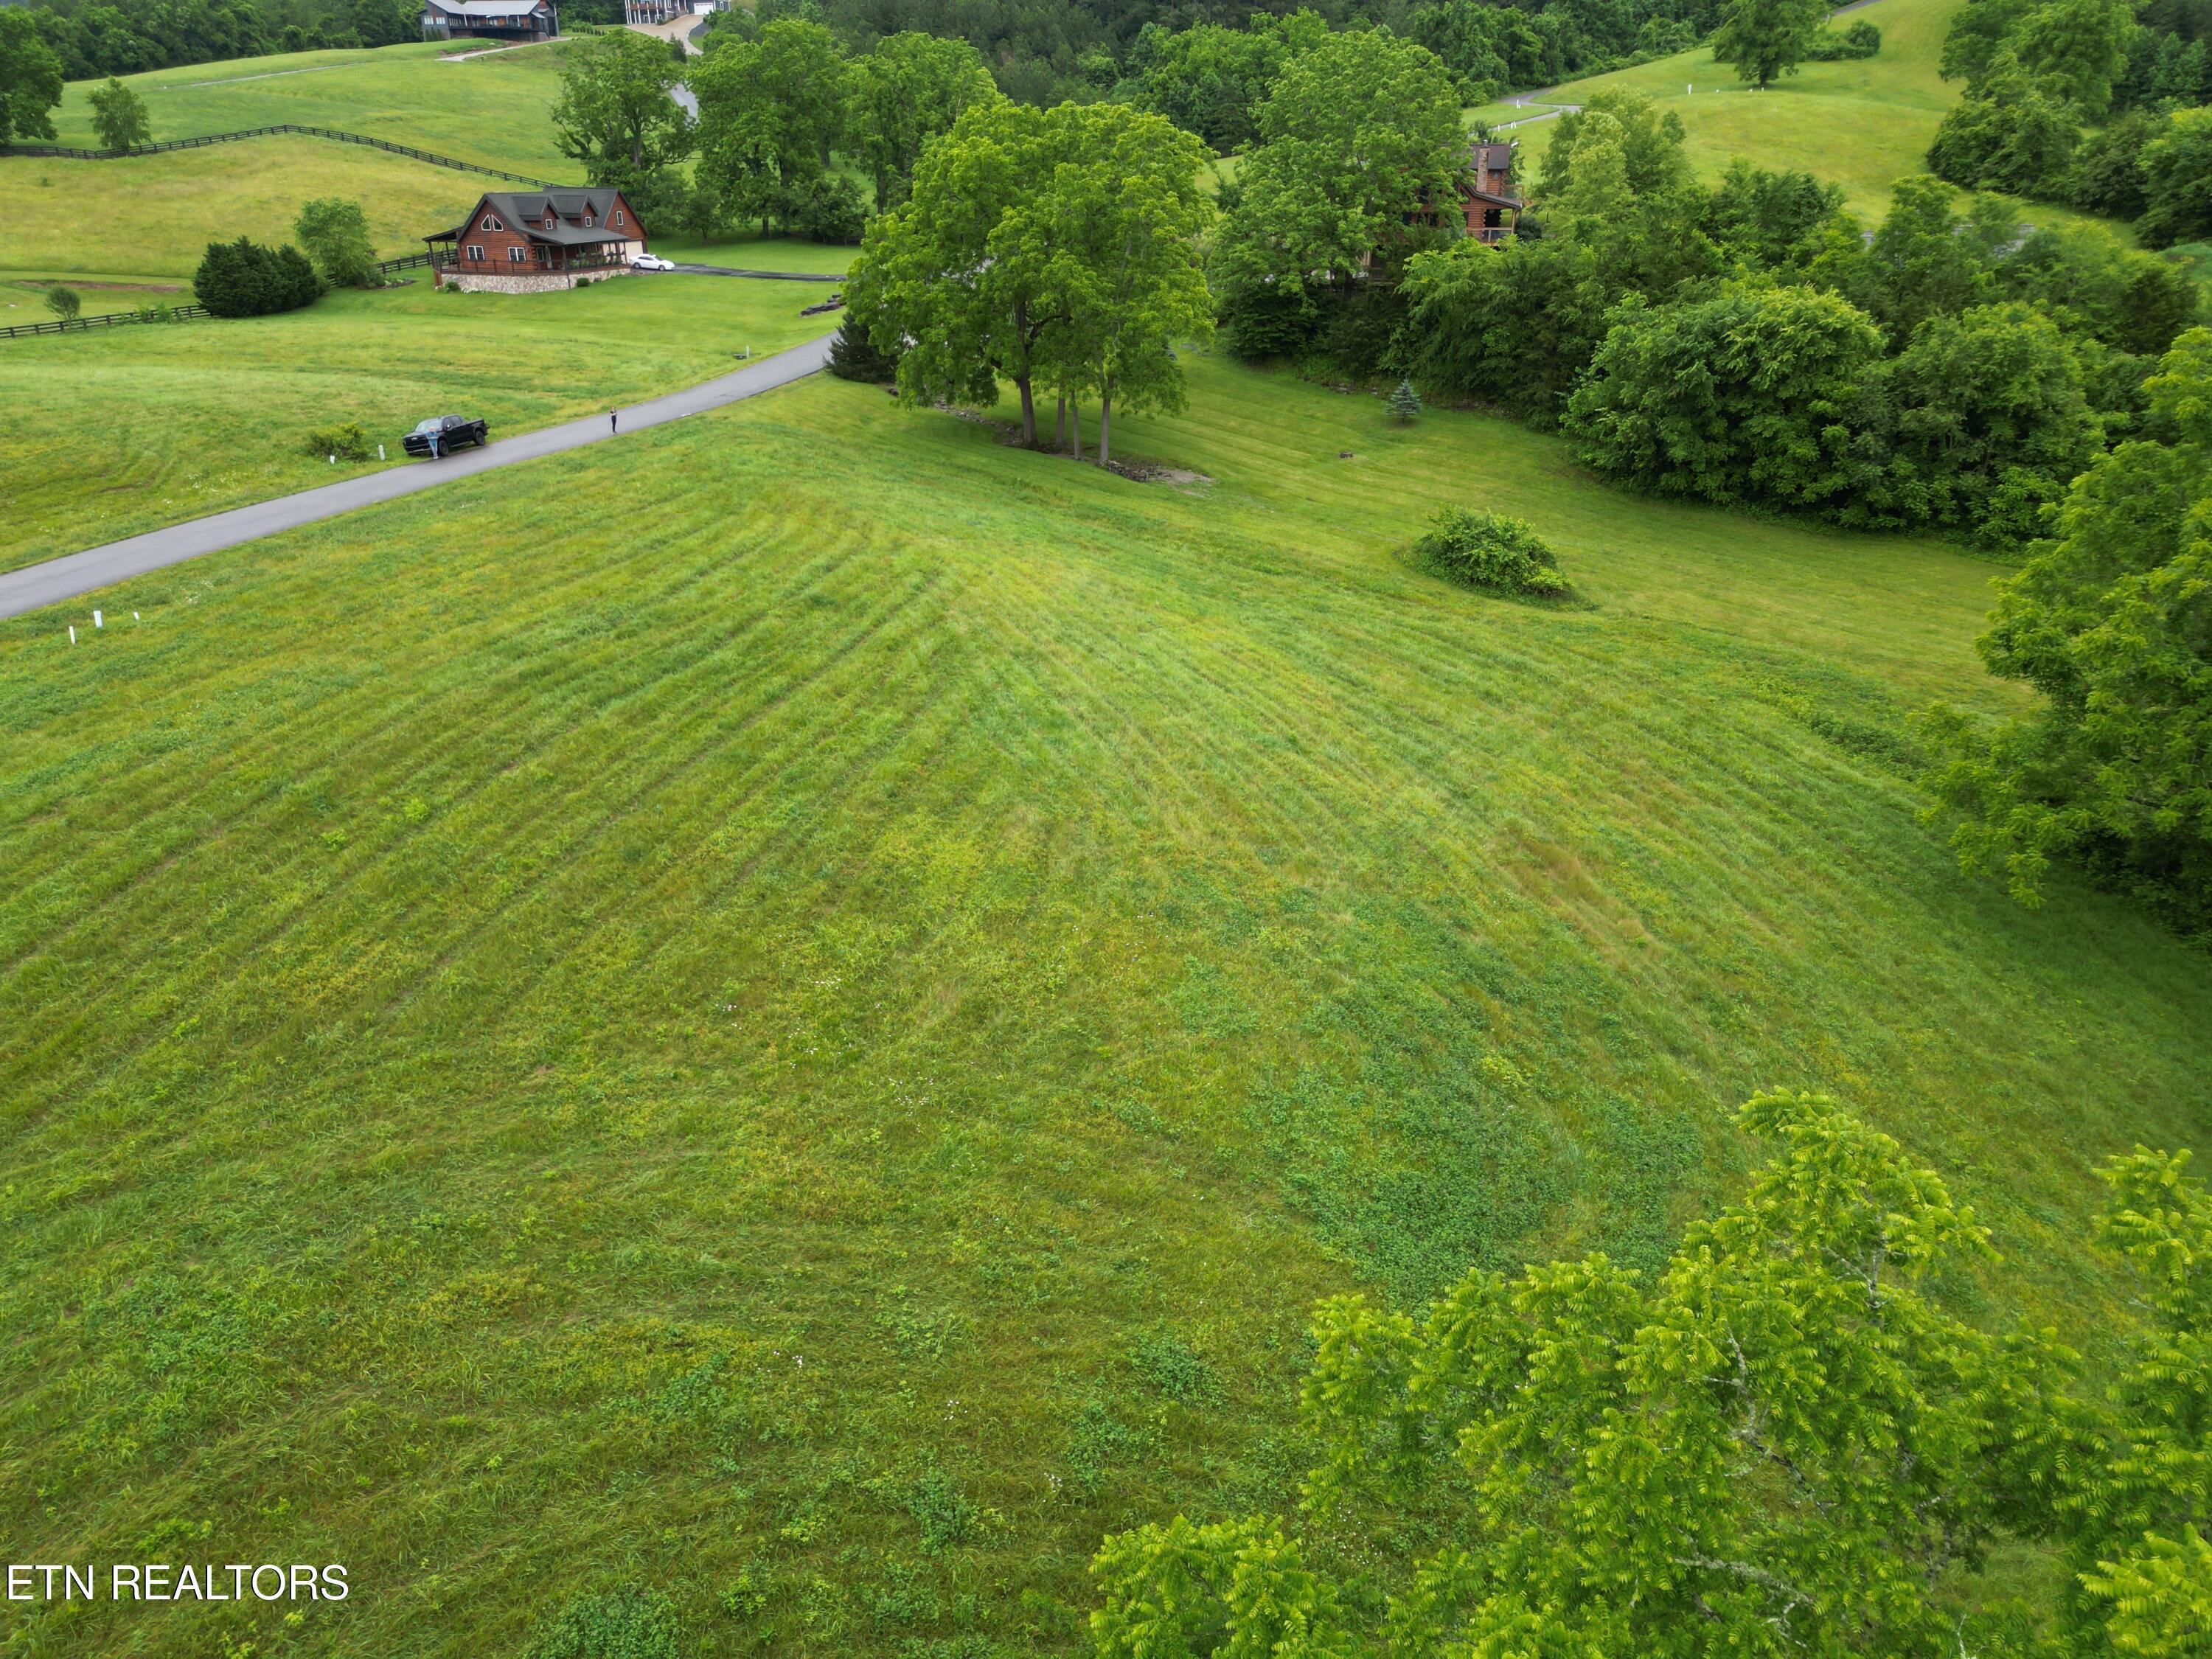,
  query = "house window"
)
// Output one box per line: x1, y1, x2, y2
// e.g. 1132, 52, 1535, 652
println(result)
508, 246, 527, 262
466, 243, 485, 261
582, 215, 593, 226
613, 210, 624, 226
545, 216, 555, 229
482, 215, 503, 231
